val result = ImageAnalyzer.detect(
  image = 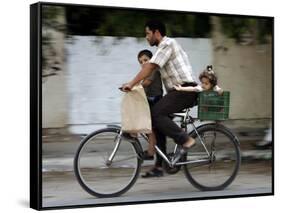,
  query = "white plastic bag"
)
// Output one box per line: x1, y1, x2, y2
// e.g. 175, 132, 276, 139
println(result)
121, 85, 152, 133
